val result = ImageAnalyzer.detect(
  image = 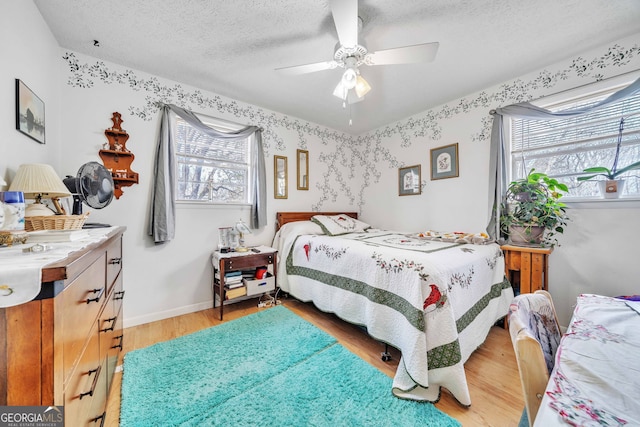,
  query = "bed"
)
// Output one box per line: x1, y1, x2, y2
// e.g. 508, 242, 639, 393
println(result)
273, 212, 513, 406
